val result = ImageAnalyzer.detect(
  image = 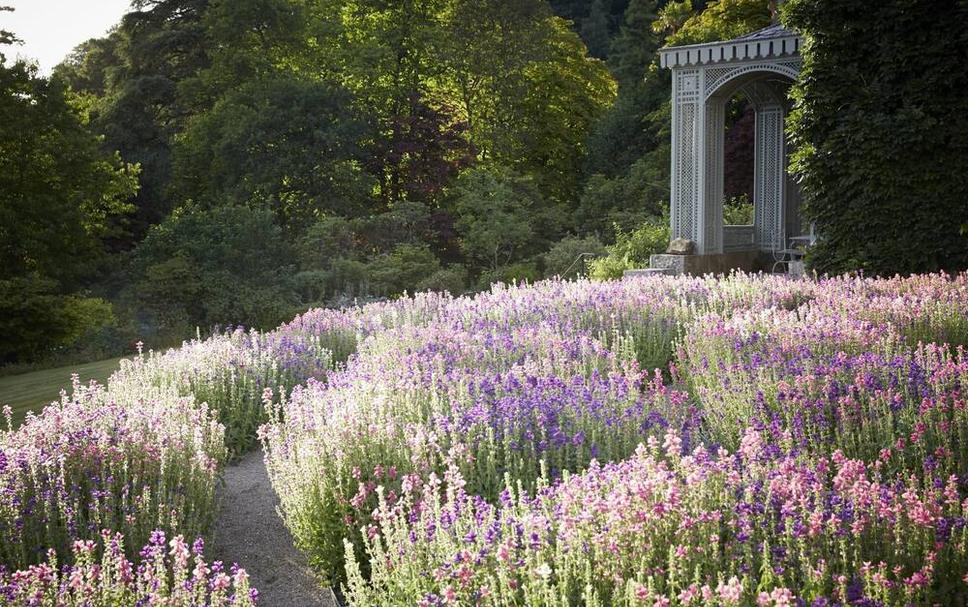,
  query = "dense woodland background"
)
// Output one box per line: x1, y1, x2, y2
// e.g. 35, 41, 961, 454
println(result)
1, 0, 966, 366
